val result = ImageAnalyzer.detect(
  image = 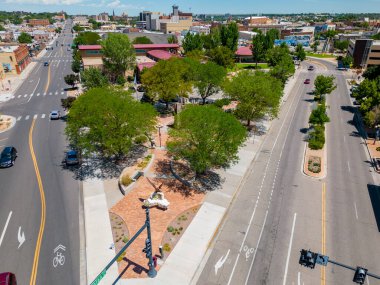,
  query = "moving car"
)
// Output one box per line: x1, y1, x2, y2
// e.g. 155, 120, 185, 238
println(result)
308, 65, 314, 71
304, 79, 311, 84
44, 62, 49, 66
0, 147, 17, 168
0, 272, 17, 285
65, 150, 79, 166
49, 110, 61, 120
